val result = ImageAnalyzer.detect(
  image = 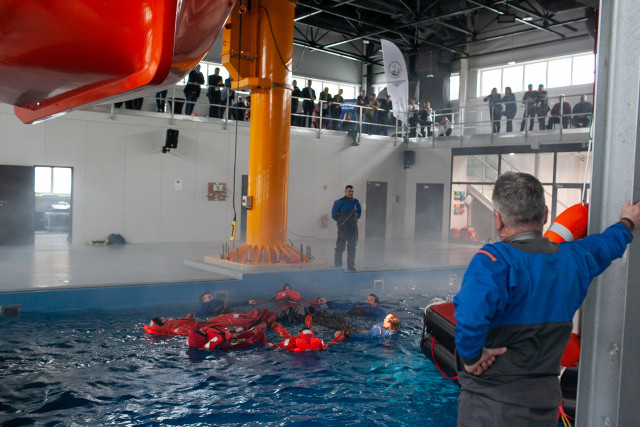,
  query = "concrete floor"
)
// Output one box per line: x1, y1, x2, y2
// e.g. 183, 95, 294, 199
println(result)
0, 232, 480, 293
